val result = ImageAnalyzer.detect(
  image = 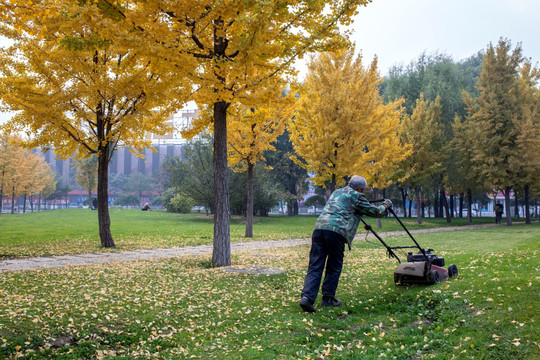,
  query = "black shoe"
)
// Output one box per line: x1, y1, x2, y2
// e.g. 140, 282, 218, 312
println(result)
299, 297, 316, 313
321, 296, 342, 307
